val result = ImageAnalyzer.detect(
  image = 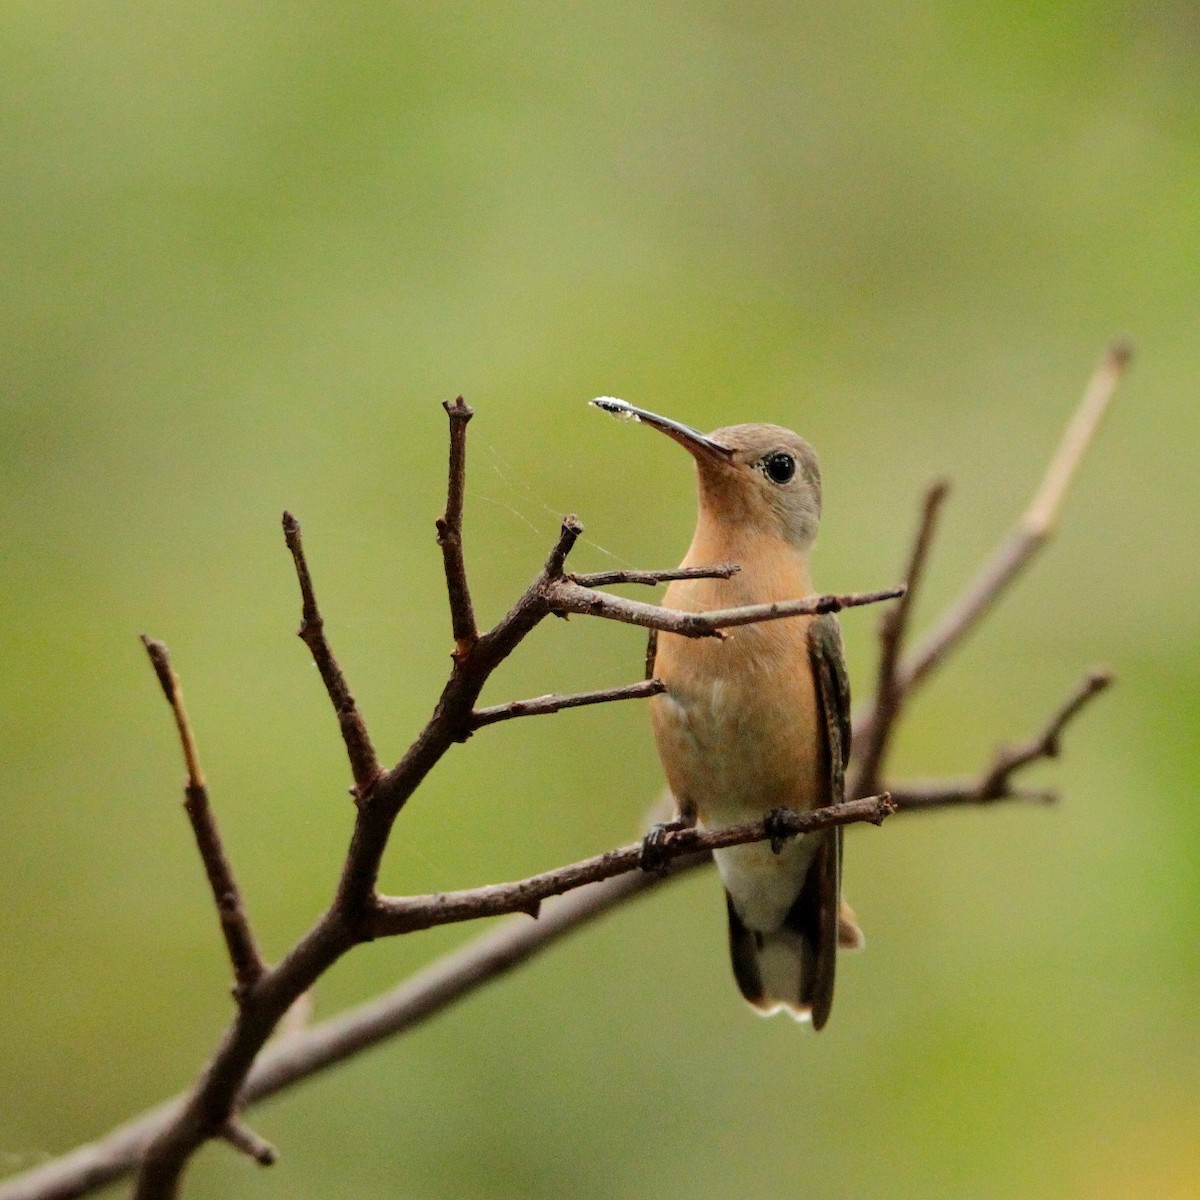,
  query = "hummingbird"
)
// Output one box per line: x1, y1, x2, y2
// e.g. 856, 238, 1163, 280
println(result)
592, 397, 862, 1028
